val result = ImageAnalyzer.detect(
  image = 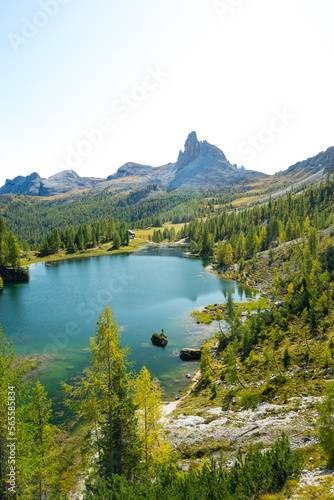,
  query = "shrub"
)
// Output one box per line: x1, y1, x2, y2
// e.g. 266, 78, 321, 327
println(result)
240, 390, 263, 409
